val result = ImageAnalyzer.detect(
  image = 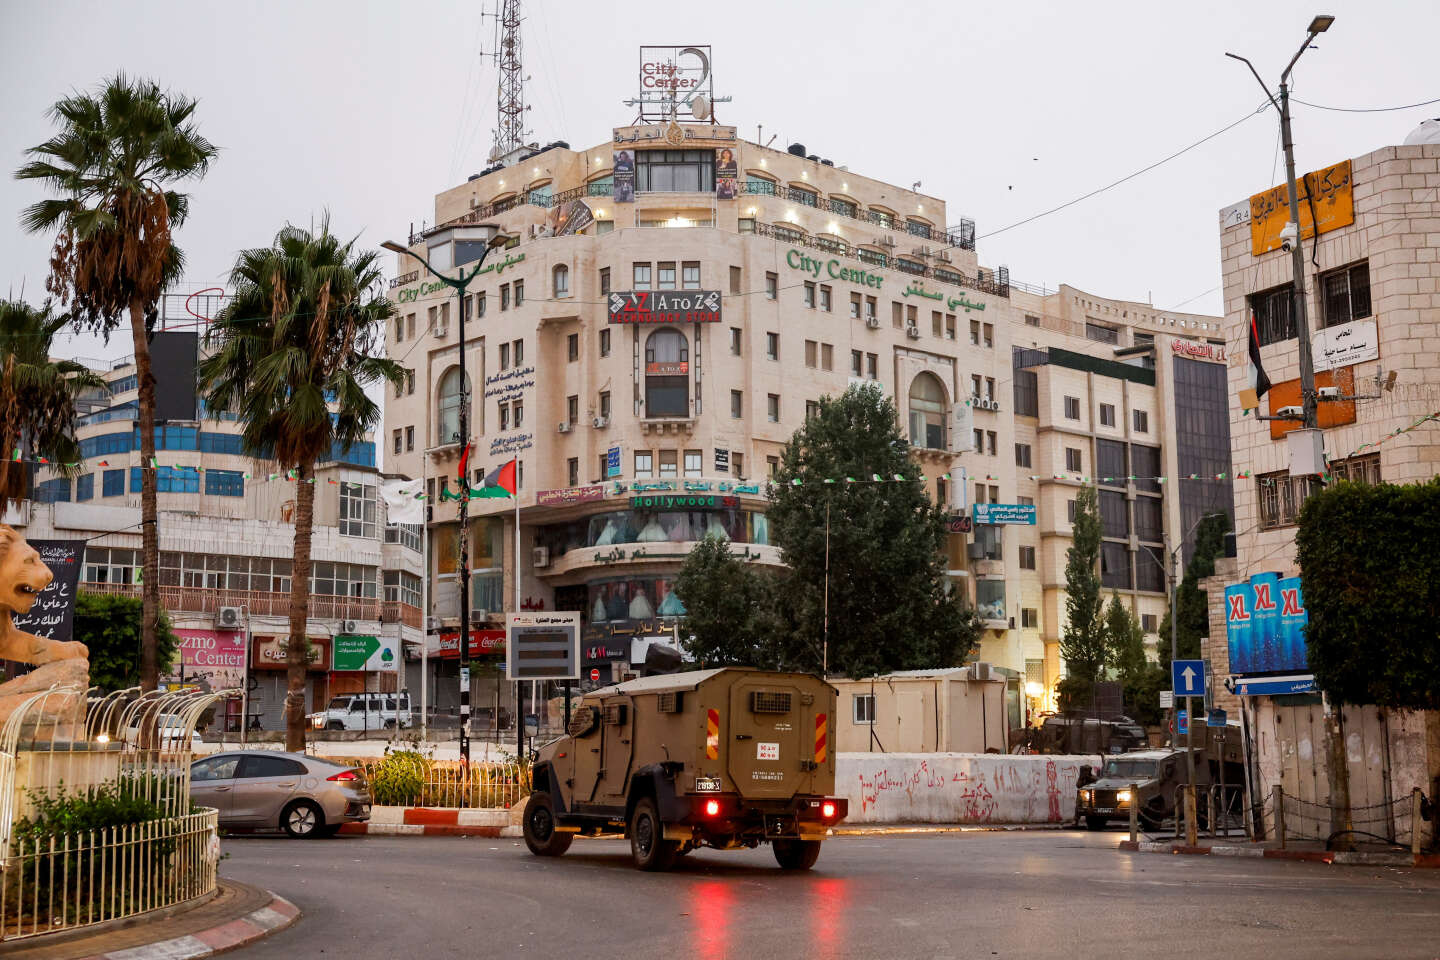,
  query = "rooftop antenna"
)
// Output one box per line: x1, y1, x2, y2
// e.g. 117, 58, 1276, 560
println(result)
489, 0, 530, 162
